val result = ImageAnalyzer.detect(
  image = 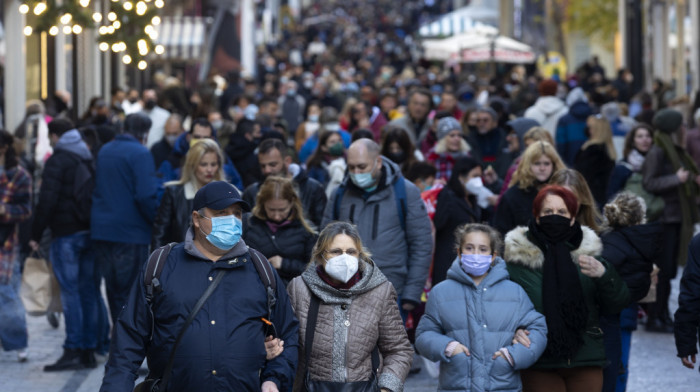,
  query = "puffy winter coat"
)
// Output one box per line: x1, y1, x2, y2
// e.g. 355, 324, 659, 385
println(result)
416, 259, 547, 392
287, 259, 413, 392
242, 214, 317, 285
321, 157, 433, 304
504, 226, 630, 369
